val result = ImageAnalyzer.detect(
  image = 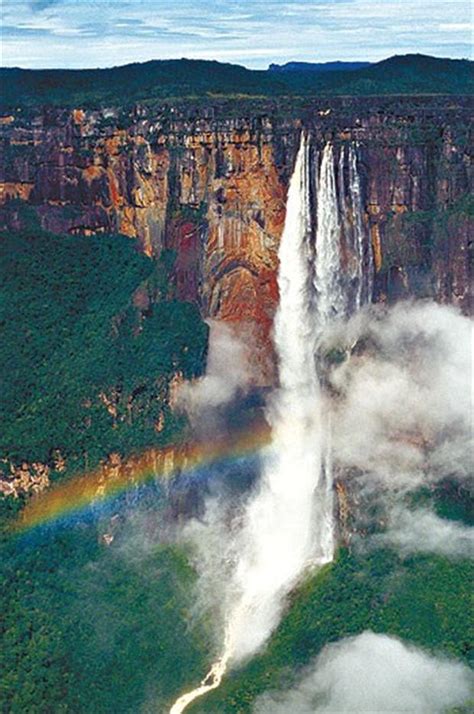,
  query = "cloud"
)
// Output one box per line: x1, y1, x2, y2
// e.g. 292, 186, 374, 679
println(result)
379, 508, 474, 558
324, 301, 472, 497
29, 0, 59, 10
174, 301, 472, 675
1, 0, 472, 68
177, 320, 253, 422
439, 22, 474, 31
179, 496, 241, 641
254, 631, 474, 714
